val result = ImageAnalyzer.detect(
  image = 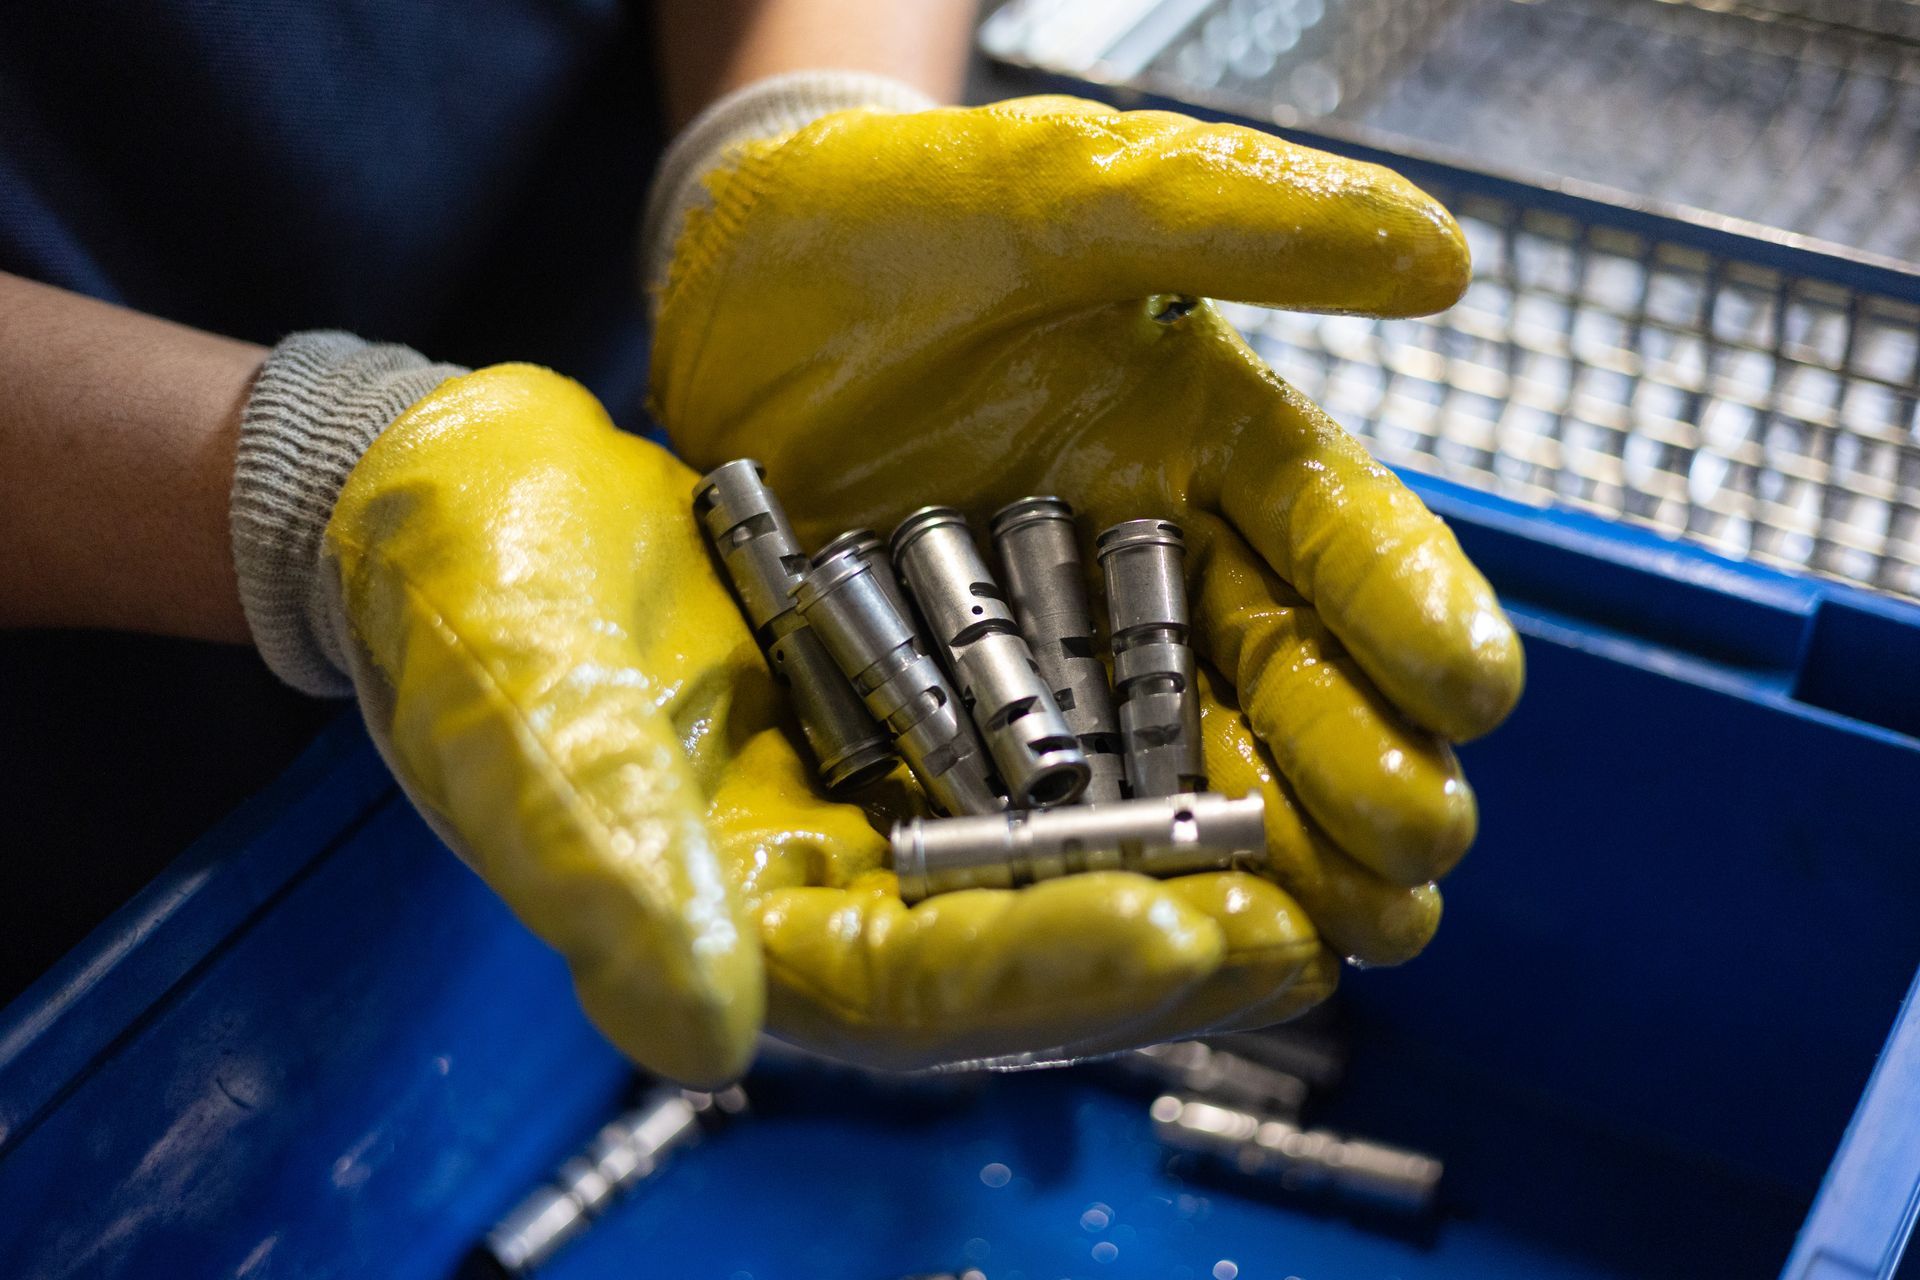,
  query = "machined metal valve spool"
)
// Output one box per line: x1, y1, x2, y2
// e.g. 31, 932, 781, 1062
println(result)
793, 543, 1002, 816
1097, 519, 1205, 798
693, 461, 895, 792
1151, 1092, 1443, 1219
813, 527, 916, 627
890, 791, 1265, 903
1112, 1040, 1310, 1117
990, 497, 1126, 803
891, 507, 1091, 809
478, 1084, 748, 1276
